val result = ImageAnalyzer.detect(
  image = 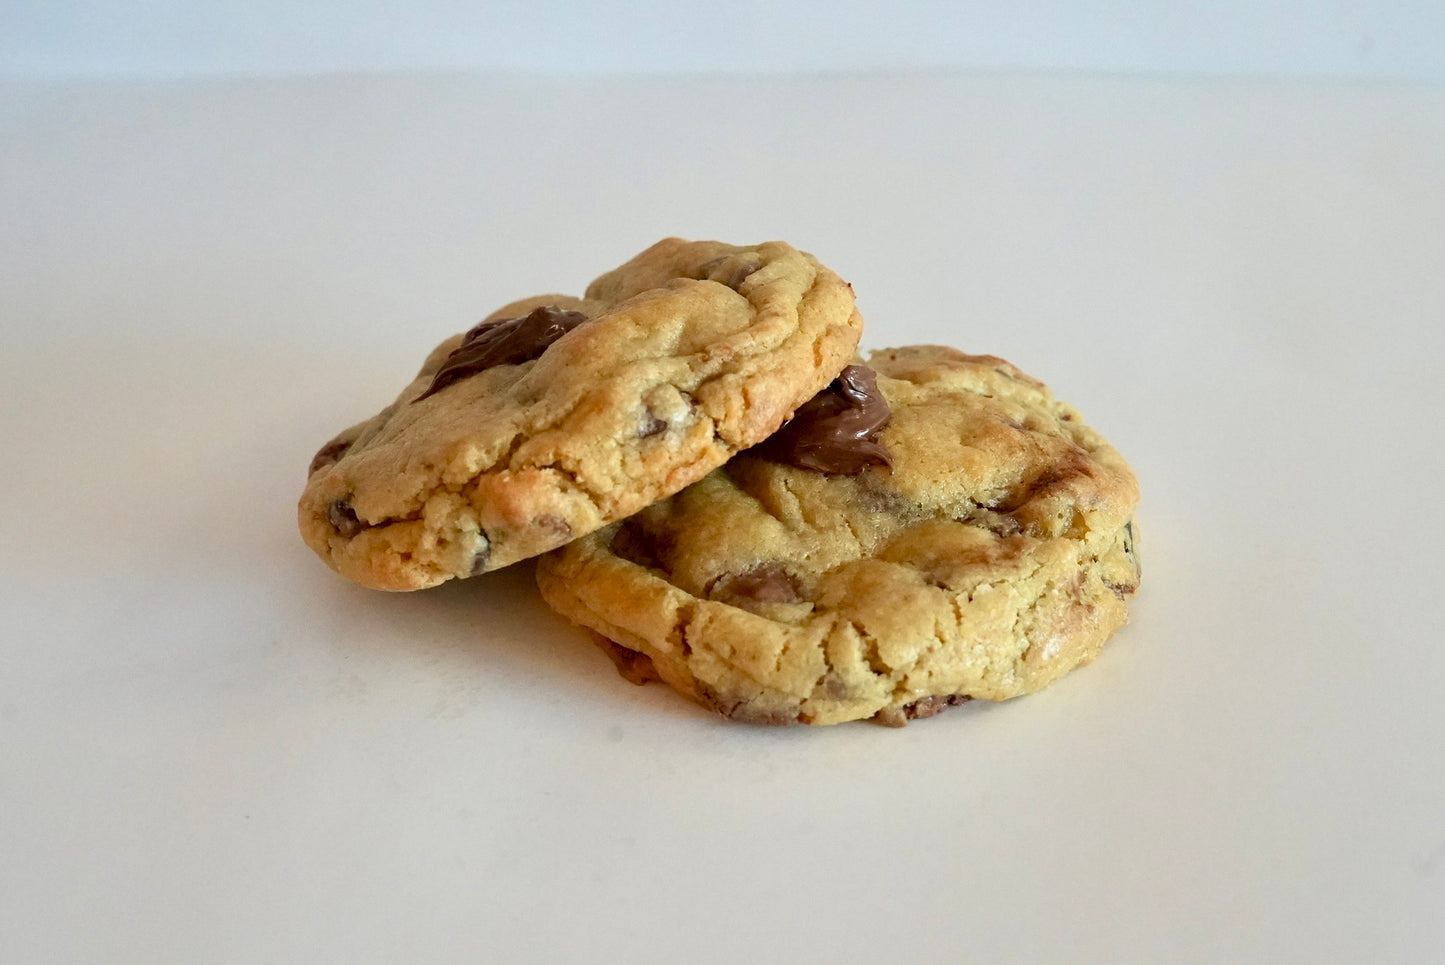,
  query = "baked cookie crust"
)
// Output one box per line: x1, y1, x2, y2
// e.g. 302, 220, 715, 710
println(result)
299, 239, 862, 590
535, 346, 1140, 726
